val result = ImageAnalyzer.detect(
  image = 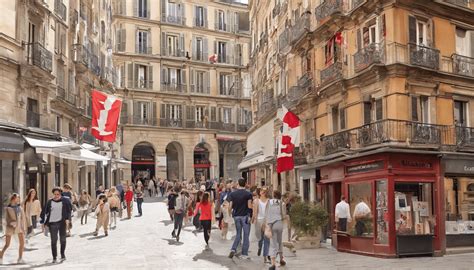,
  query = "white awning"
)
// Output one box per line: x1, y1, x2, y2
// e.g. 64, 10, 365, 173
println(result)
238, 150, 274, 170
60, 148, 110, 163
81, 143, 99, 151
23, 136, 76, 154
